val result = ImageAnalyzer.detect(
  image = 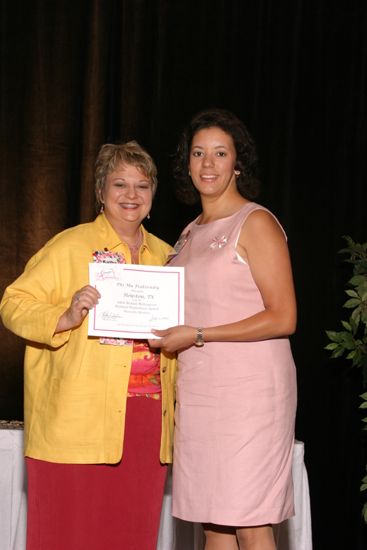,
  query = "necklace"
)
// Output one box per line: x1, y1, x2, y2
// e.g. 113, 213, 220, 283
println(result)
126, 230, 143, 251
